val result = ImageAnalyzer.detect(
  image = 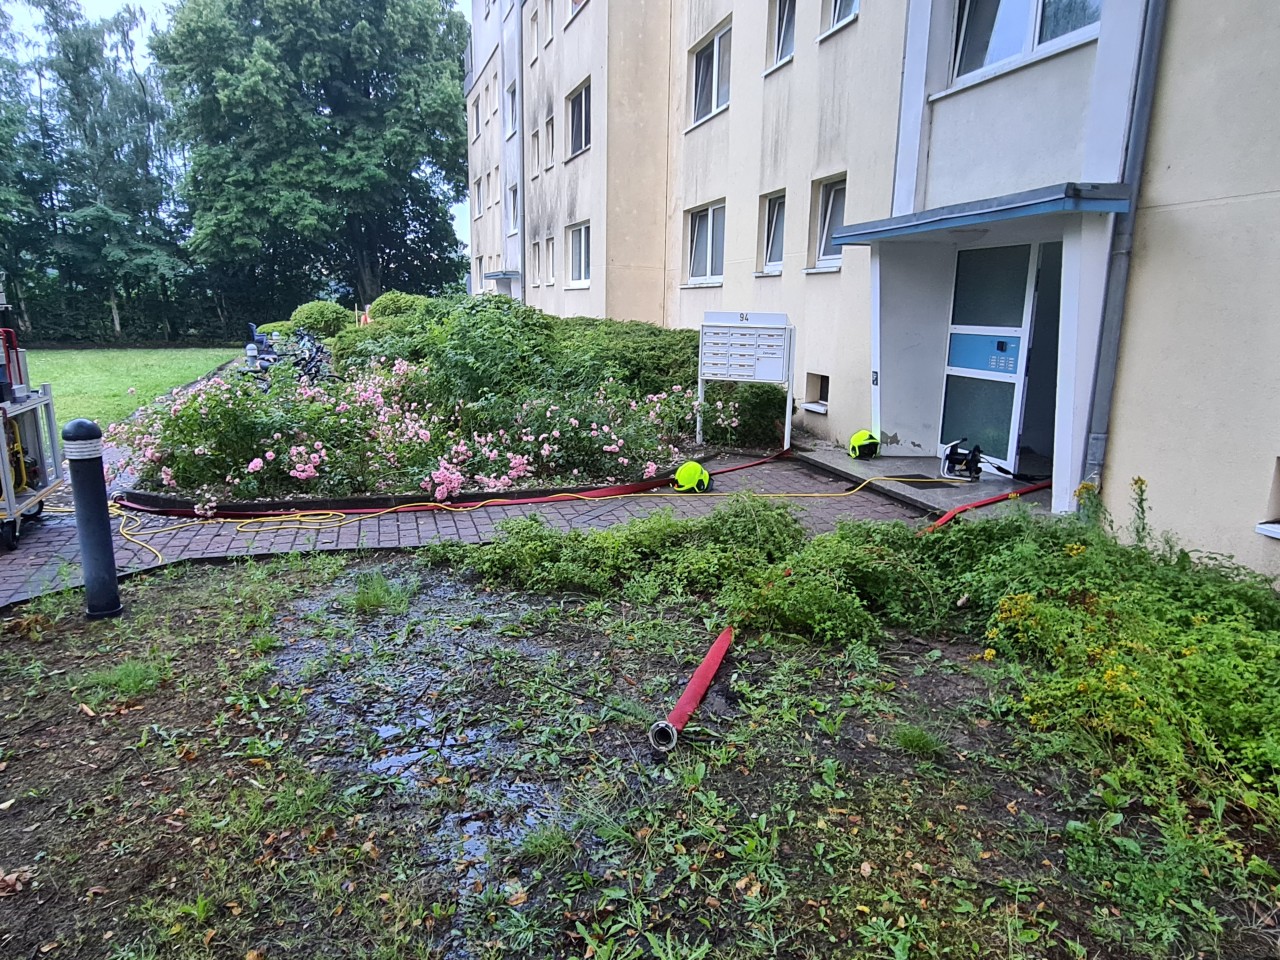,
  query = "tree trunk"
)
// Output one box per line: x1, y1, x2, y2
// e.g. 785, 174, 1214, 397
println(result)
12, 277, 32, 336
109, 289, 122, 338
350, 220, 383, 308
